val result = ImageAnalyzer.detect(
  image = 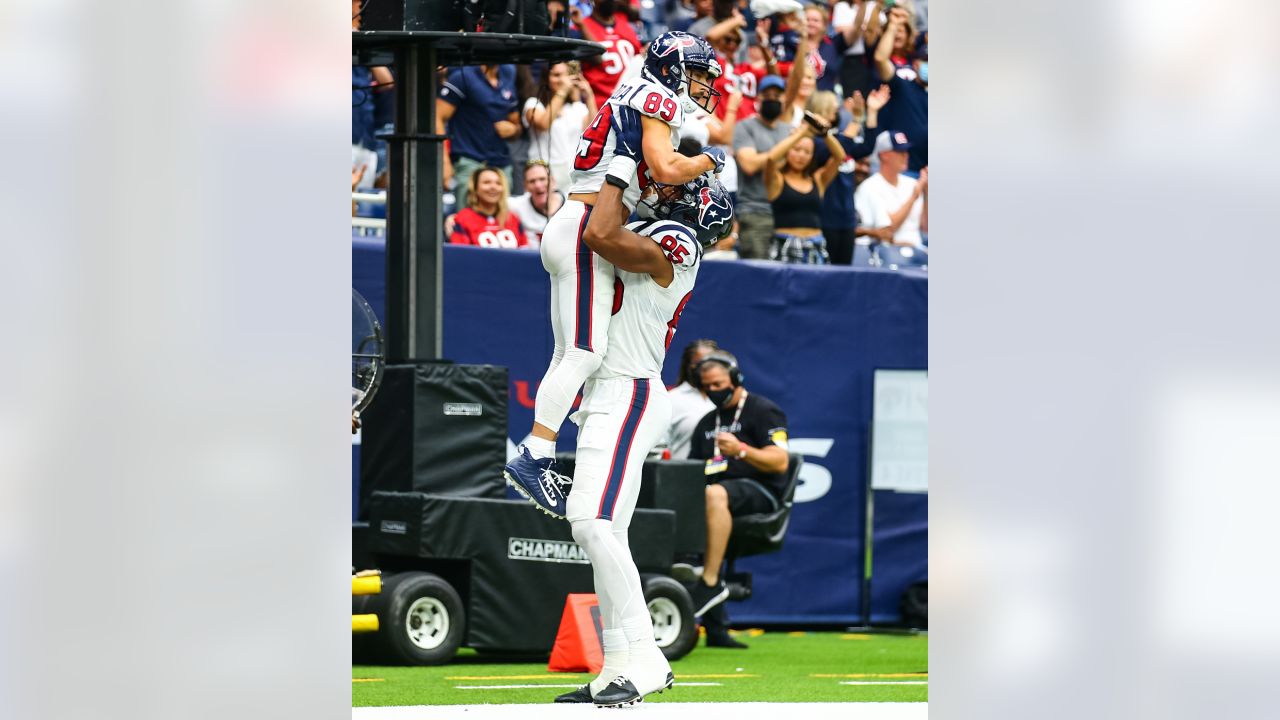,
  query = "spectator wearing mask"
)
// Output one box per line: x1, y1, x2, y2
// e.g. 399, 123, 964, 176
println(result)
665, 339, 720, 460
732, 75, 795, 259
523, 61, 596, 193
508, 160, 564, 247
815, 84, 887, 264
570, 0, 644, 109
438, 64, 521, 208
447, 167, 530, 248
832, 0, 876, 97
685, 352, 792, 647
872, 4, 927, 172
854, 129, 927, 261
763, 91, 848, 264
